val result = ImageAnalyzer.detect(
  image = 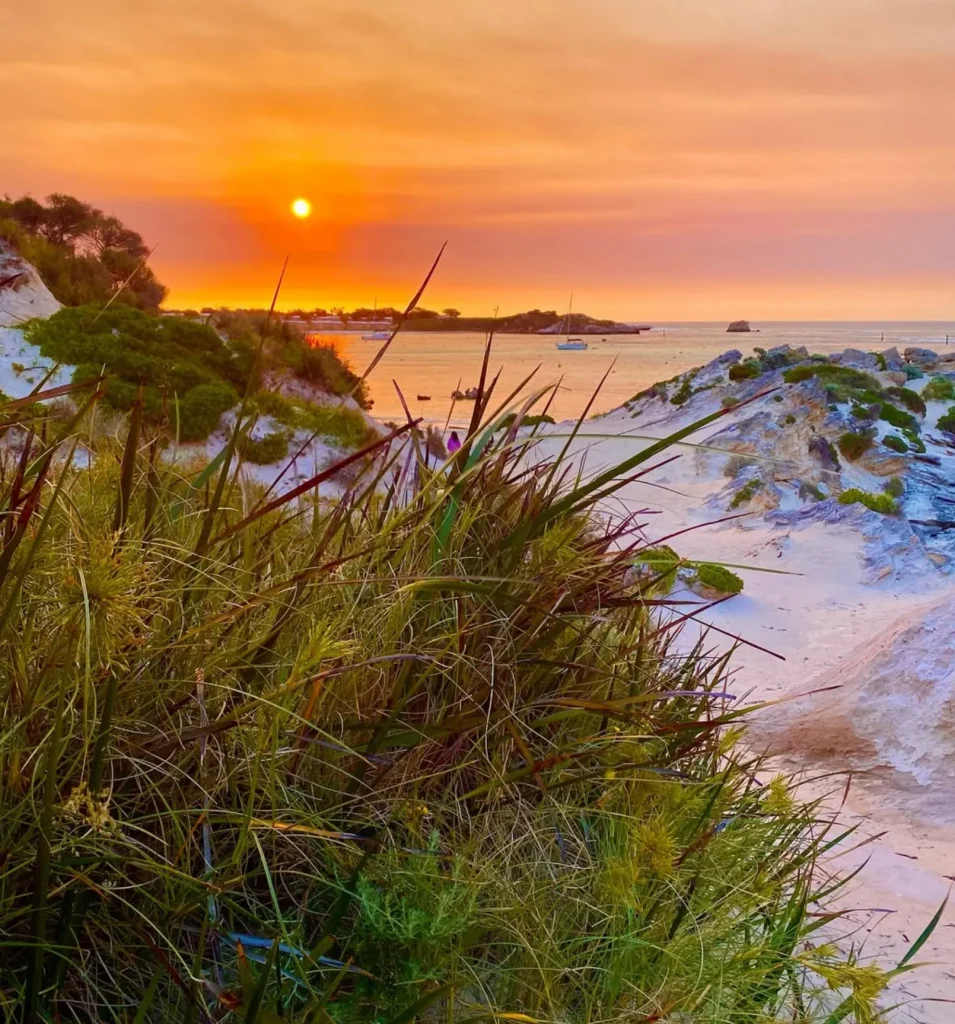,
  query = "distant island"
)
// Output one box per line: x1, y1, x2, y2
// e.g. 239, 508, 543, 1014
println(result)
164, 305, 652, 336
